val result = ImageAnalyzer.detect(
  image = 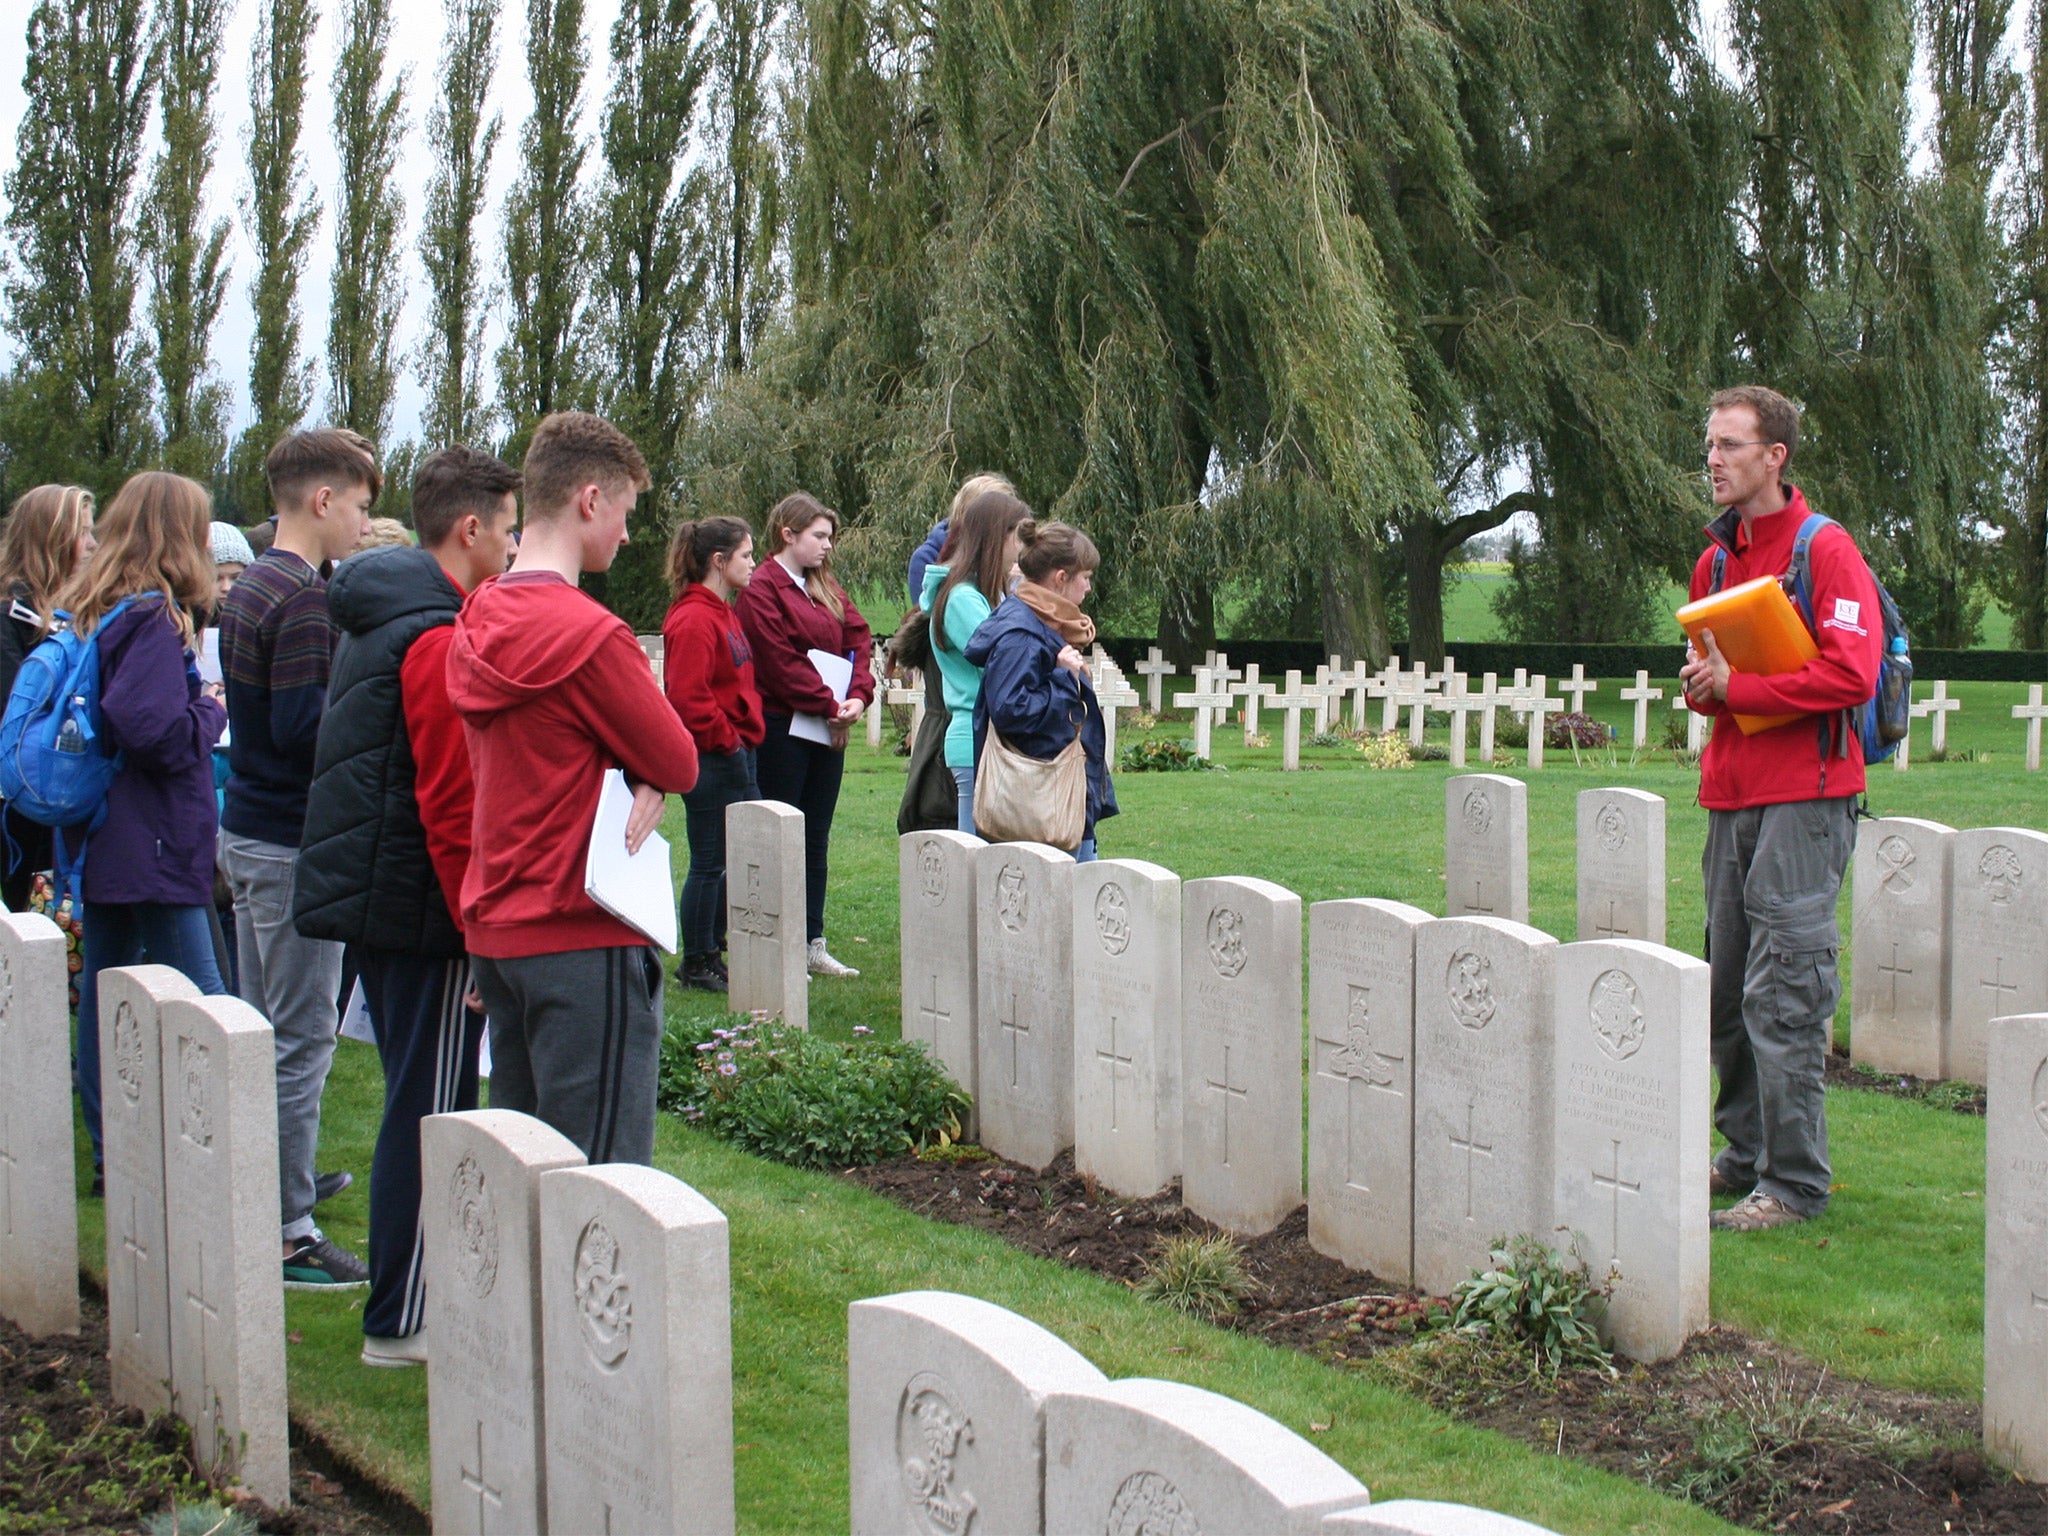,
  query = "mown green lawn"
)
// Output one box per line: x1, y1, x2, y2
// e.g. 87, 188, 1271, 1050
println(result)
72, 678, 2045, 1530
